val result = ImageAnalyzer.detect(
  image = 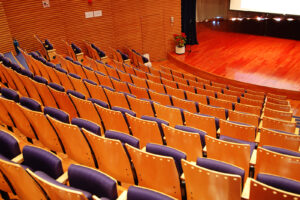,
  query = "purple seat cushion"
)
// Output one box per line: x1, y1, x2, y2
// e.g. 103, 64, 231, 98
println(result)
197, 158, 245, 182
33, 76, 48, 84
19, 68, 33, 78
83, 79, 97, 86
146, 143, 186, 175
45, 62, 56, 68
71, 43, 82, 54
83, 66, 93, 71
110, 76, 120, 81
257, 173, 300, 195
1, 88, 19, 102
127, 186, 174, 200
35, 171, 92, 200
49, 82, 65, 92
73, 61, 82, 66
67, 90, 85, 100
0, 131, 21, 160
65, 56, 73, 61
71, 118, 101, 136
91, 44, 106, 57
44, 107, 69, 123
105, 130, 139, 149
2, 57, 11, 66
111, 106, 136, 117
102, 85, 115, 92
68, 164, 118, 200
219, 135, 255, 154
88, 98, 109, 109
10, 62, 21, 72
120, 91, 136, 99
55, 66, 68, 74
262, 146, 300, 157
69, 73, 81, 79
175, 125, 206, 147
20, 97, 42, 112
141, 116, 169, 138
105, 64, 113, 69
22, 145, 63, 179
